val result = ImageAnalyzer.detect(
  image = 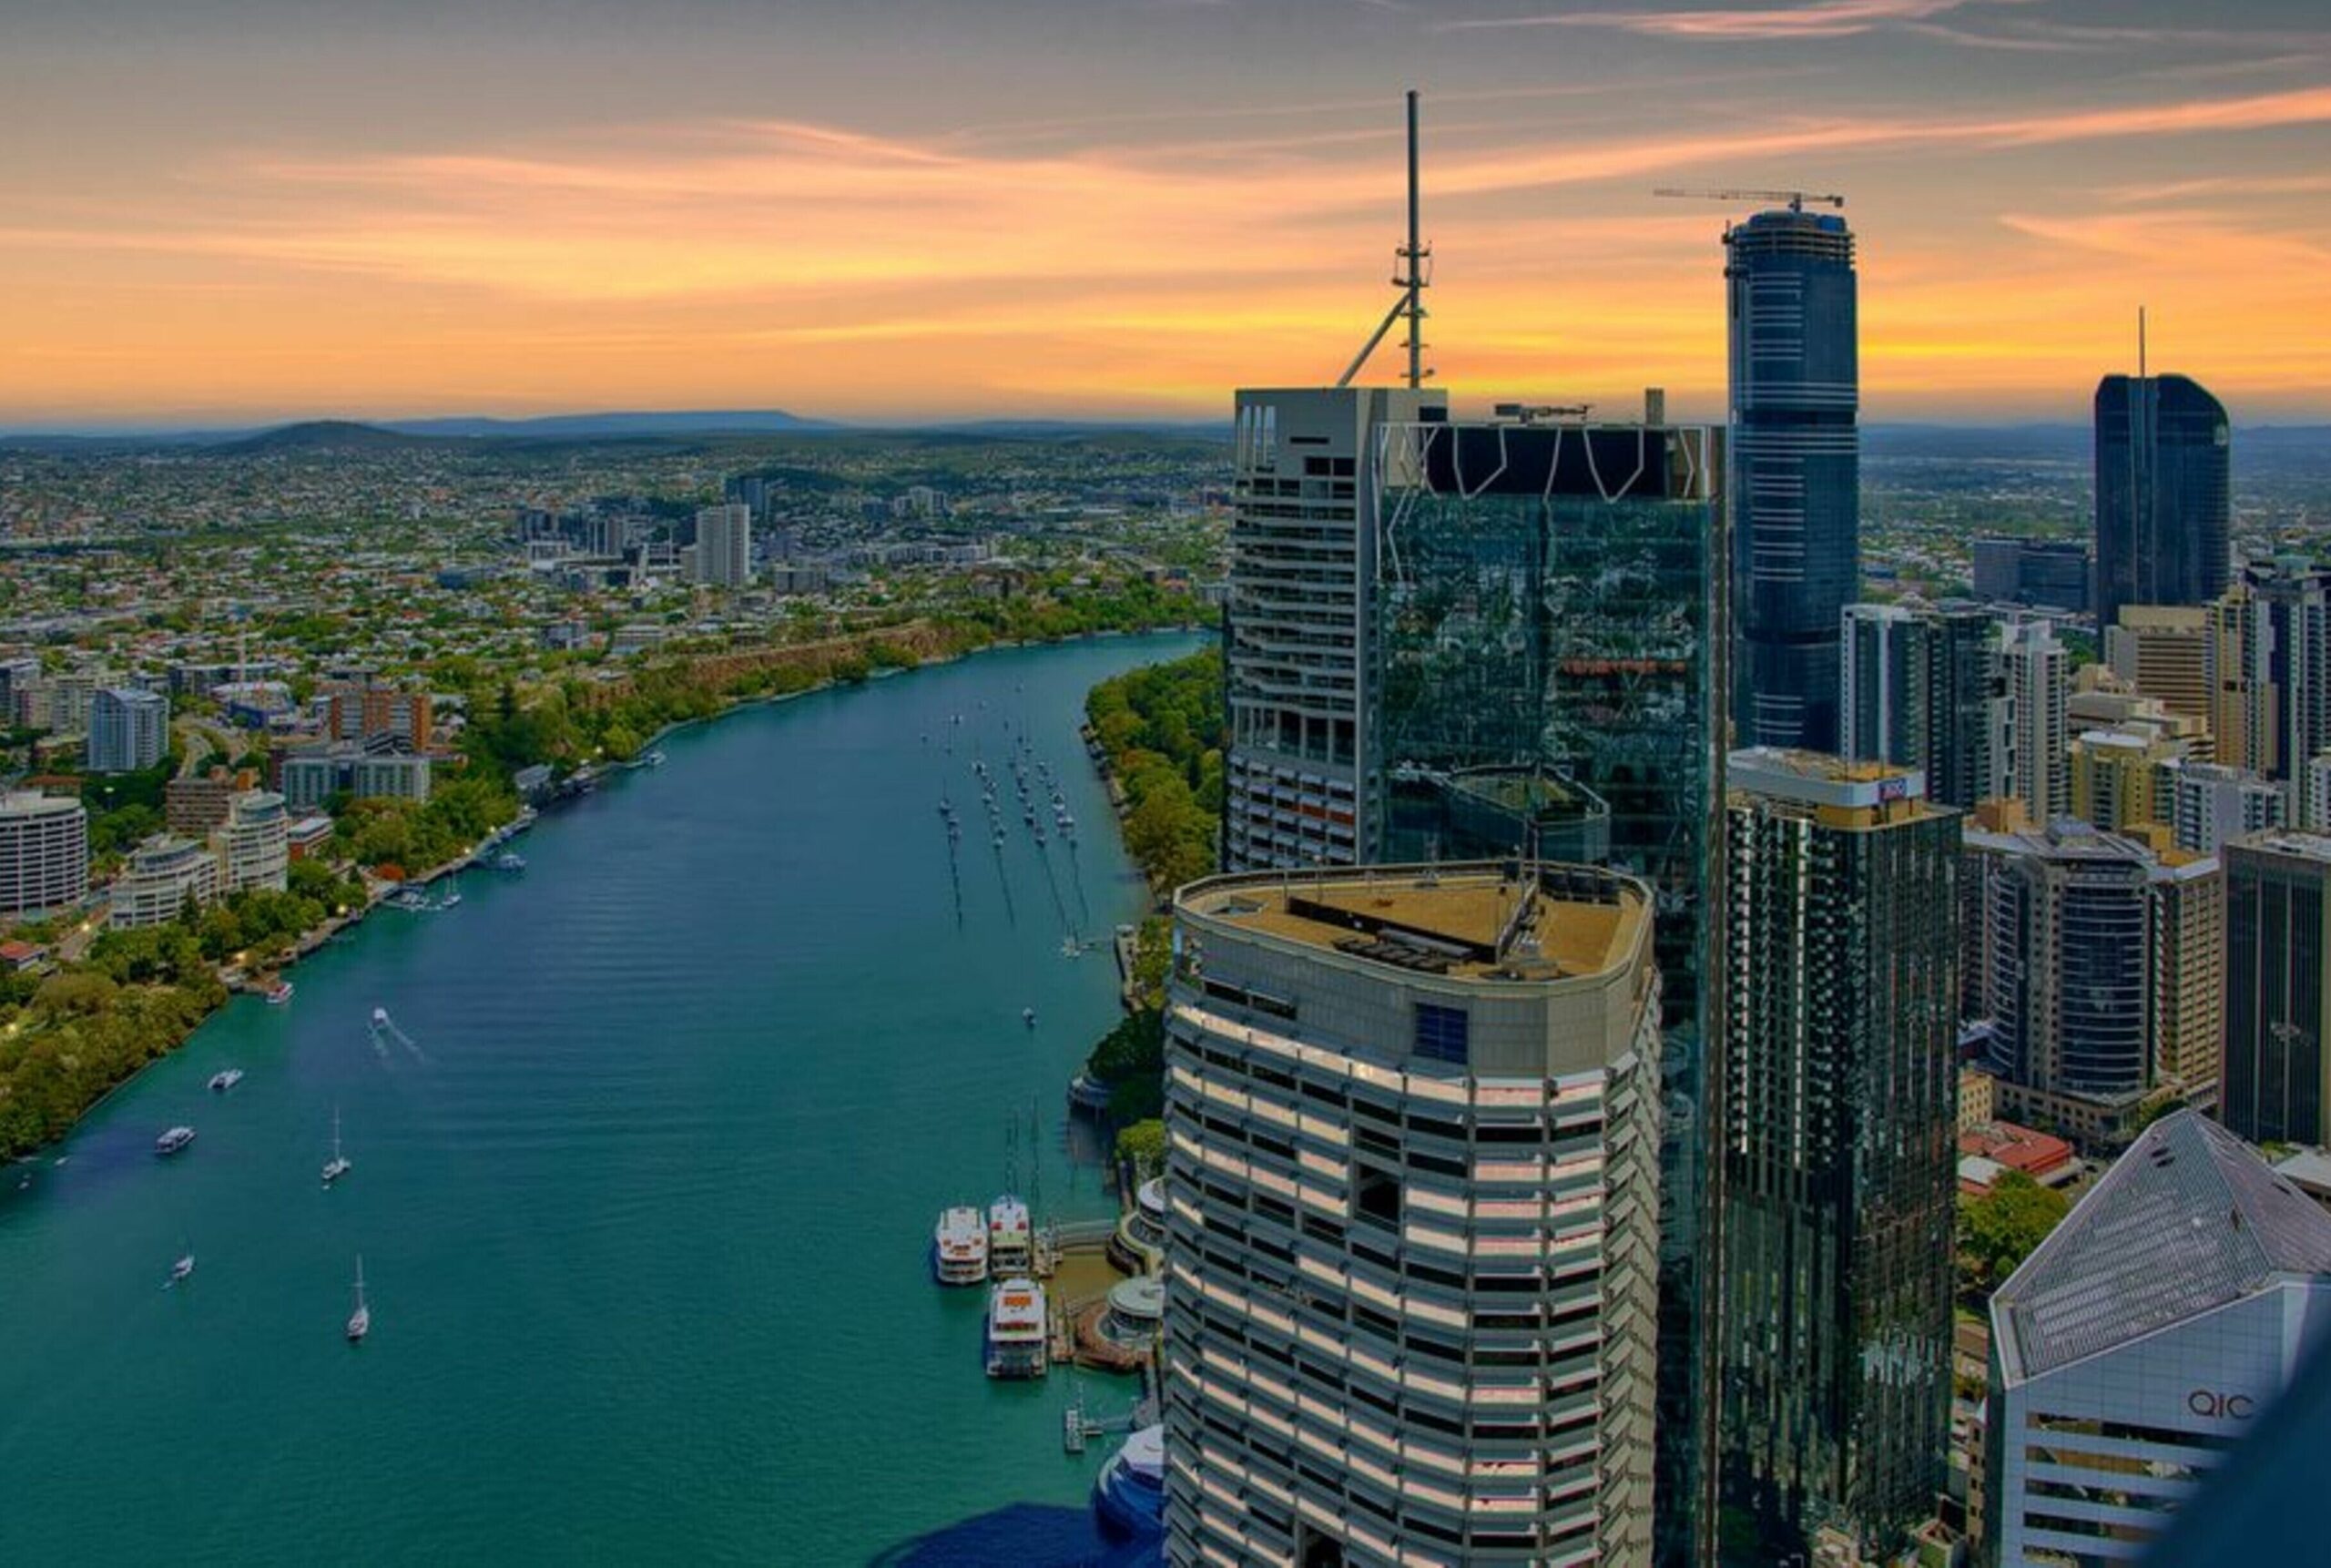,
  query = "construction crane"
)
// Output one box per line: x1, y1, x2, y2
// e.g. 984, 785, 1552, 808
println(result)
1653, 187, 1845, 213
